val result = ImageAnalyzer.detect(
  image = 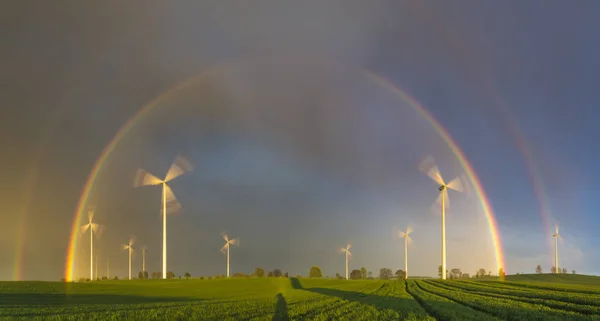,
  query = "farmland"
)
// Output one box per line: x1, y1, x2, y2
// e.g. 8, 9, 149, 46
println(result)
2, 275, 600, 320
